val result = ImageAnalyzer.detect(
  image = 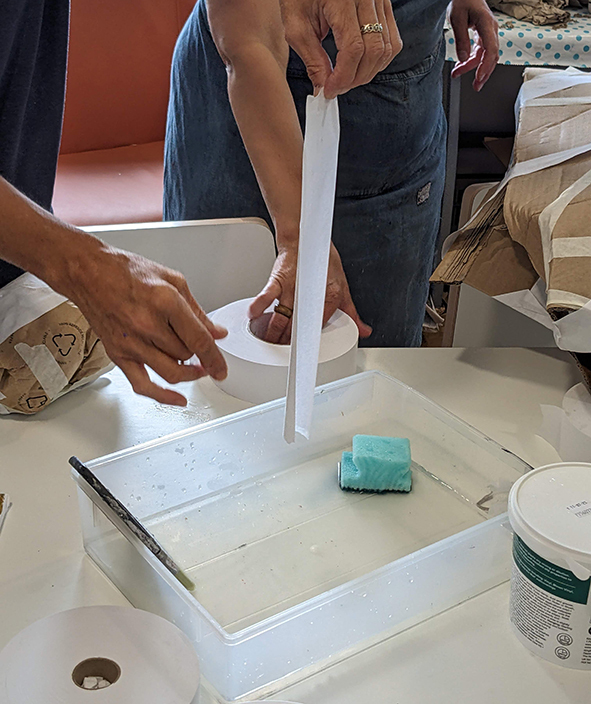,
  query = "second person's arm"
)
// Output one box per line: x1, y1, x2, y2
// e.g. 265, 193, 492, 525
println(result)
206, 0, 370, 342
